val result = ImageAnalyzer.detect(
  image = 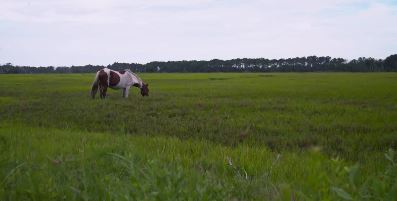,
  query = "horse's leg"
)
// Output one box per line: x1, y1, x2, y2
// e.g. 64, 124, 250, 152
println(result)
99, 85, 104, 99
99, 83, 108, 99
123, 87, 130, 98
102, 85, 108, 99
